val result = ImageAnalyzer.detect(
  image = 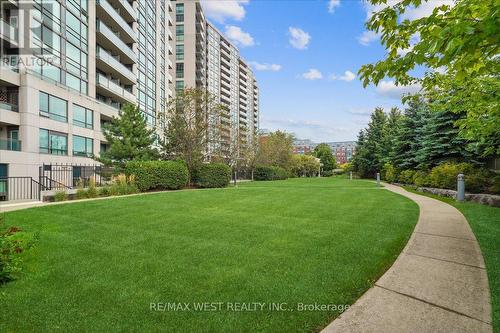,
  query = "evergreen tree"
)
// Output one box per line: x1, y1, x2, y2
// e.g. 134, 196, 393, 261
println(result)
416, 109, 469, 169
100, 103, 158, 168
352, 108, 387, 178
381, 107, 402, 165
391, 99, 428, 170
